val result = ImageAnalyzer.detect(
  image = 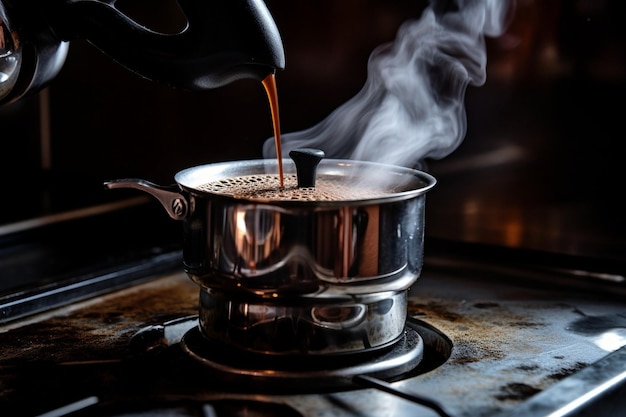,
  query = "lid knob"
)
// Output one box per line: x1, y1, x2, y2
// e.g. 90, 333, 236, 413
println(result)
289, 148, 325, 188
